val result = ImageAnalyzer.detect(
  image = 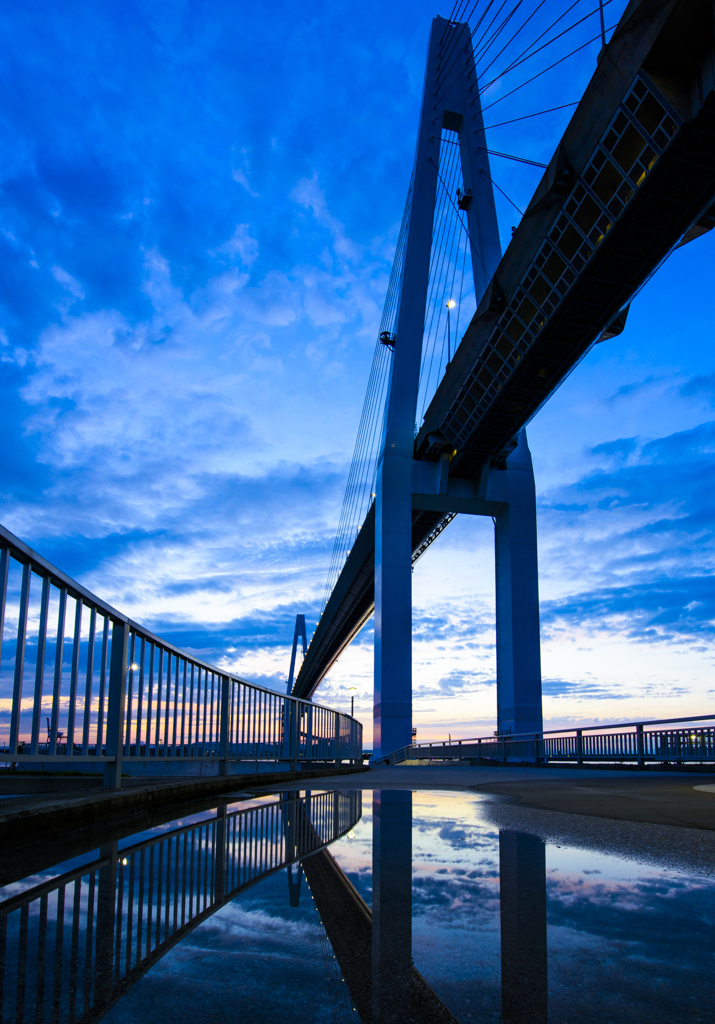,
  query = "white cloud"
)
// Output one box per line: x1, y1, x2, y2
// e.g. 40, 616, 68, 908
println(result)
231, 167, 259, 198
290, 172, 361, 262
210, 224, 259, 267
